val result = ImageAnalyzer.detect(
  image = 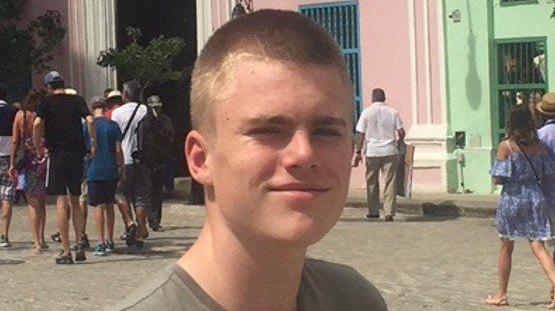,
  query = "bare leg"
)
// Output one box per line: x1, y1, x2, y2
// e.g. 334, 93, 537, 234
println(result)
38, 198, 46, 243
135, 206, 147, 242
56, 195, 71, 254
117, 200, 133, 228
80, 199, 88, 236
1, 199, 12, 238
94, 205, 105, 245
69, 195, 82, 243
105, 203, 115, 243
26, 196, 41, 249
529, 241, 555, 286
496, 238, 514, 299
